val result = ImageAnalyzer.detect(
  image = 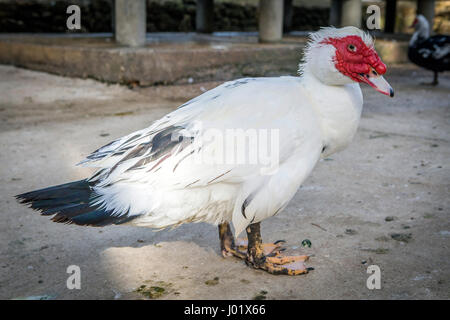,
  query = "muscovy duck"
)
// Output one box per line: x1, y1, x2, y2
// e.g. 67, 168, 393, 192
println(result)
408, 14, 450, 85
17, 27, 393, 275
